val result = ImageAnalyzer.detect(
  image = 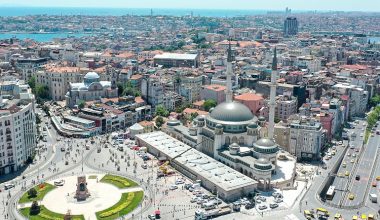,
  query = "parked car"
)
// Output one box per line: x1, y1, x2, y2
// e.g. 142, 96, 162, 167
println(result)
274, 198, 283, 203
258, 204, 267, 210
169, 185, 178, 190
141, 164, 148, 169
270, 203, 279, 209
175, 179, 184, 185
245, 203, 255, 209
